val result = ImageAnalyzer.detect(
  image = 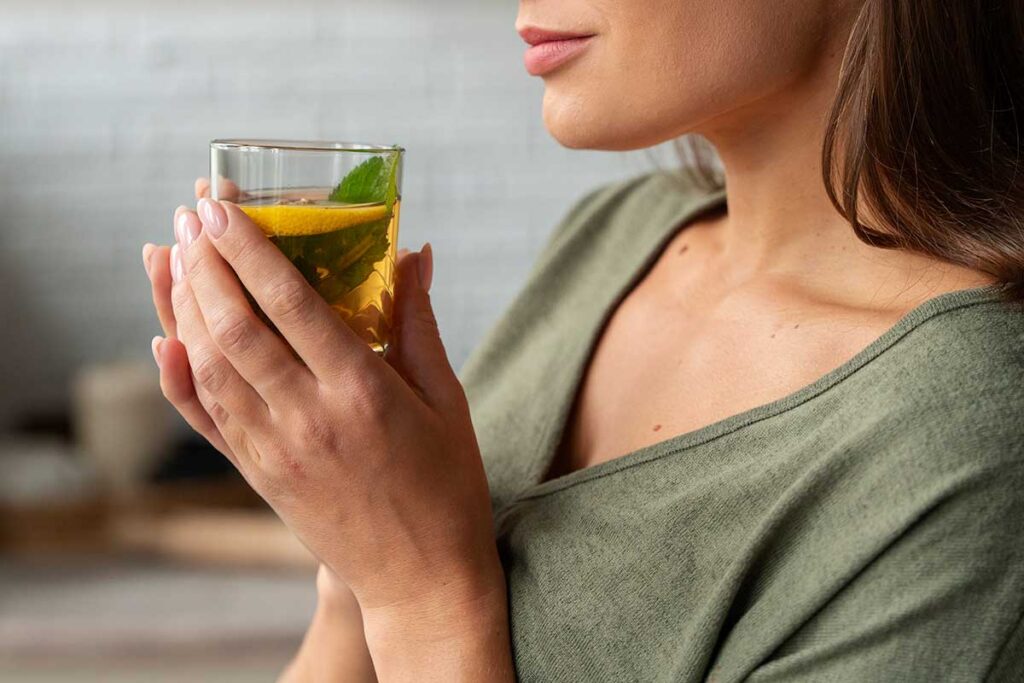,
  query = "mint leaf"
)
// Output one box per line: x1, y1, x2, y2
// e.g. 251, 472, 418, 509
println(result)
271, 216, 390, 296
329, 155, 396, 205
315, 217, 391, 297
383, 154, 399, 210
285, 151, 399, 297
